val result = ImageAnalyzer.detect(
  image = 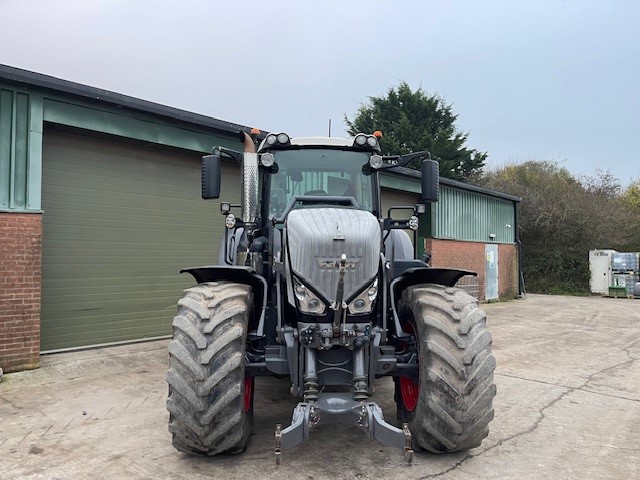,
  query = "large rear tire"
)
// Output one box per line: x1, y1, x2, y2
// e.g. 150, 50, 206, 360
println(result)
166, 282, 254, 455
396, 284, 496, 453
